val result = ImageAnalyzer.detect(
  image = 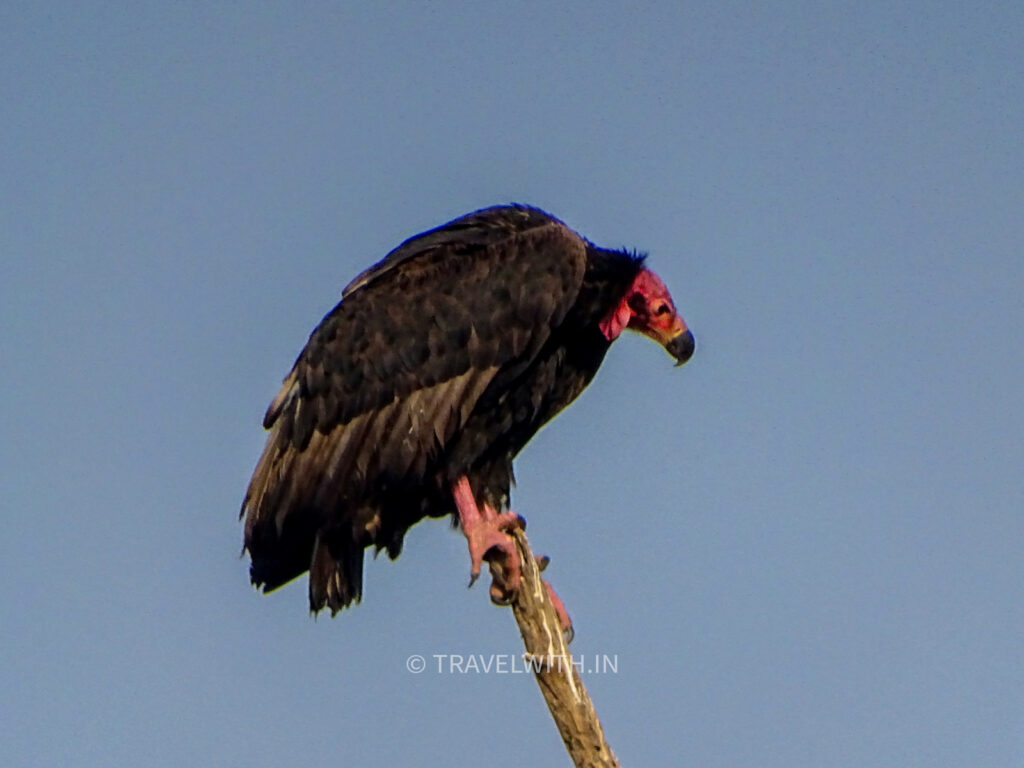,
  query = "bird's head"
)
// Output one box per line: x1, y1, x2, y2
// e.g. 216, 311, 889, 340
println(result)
599, 268, 695, 366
